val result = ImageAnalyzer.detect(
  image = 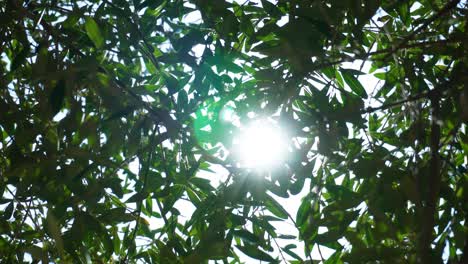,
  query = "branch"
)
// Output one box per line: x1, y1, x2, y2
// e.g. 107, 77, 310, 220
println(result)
308, 38, 459, 74
271, 233, 288, 263
317, 244, 325, 263
362, 69, 457, 114
364, 39, 459, 58
418, 91, 442, 262
382, 0, 461, 61
362, 90, 434, 113
122, 130, 157, 263
152, 127, 174, 241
